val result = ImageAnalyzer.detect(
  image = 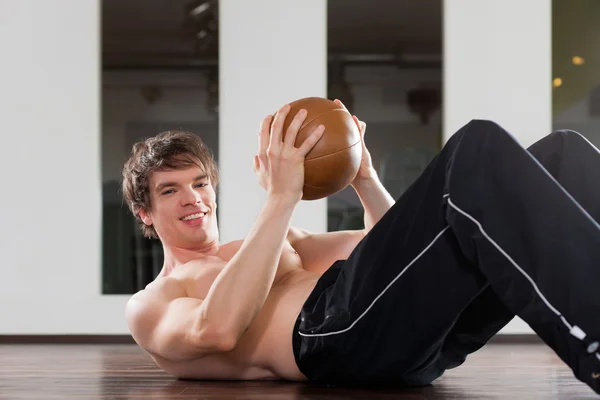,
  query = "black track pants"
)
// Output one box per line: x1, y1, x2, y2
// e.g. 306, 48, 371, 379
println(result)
292, 120, 600, 394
